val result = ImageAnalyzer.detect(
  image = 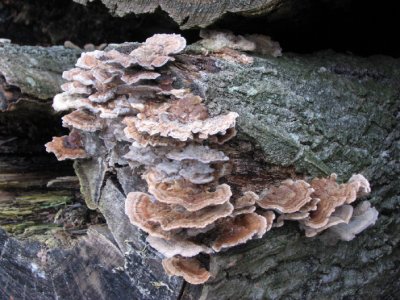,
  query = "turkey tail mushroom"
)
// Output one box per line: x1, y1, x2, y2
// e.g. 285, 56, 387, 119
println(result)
46, 33, 378, 286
